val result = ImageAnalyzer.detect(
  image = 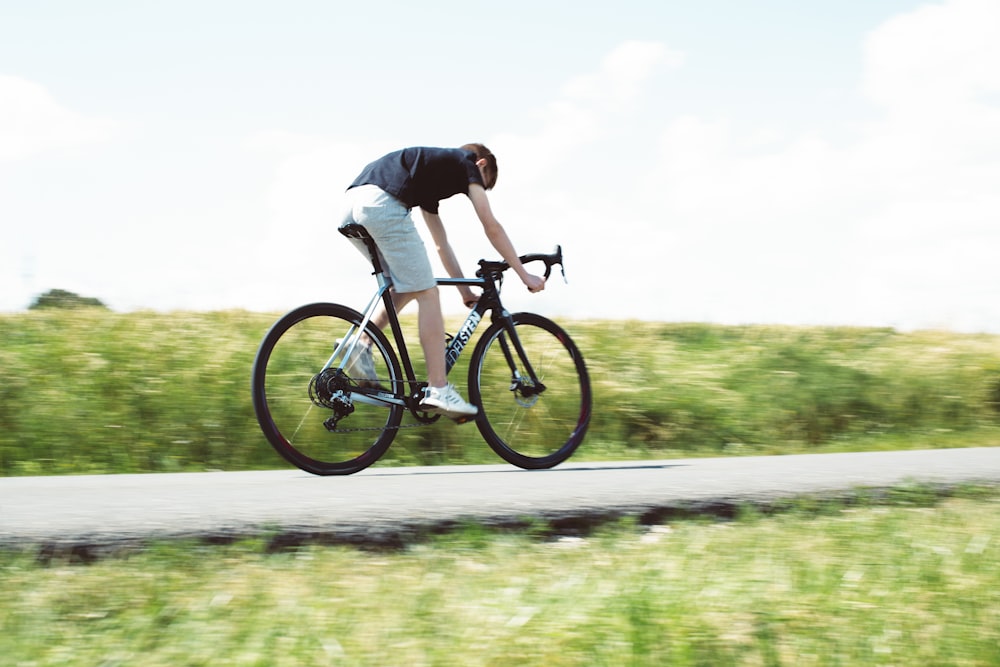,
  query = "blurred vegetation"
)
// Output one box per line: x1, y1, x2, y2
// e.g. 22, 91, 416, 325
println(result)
4, 493, 1000, 664
1, 310, 999, 476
